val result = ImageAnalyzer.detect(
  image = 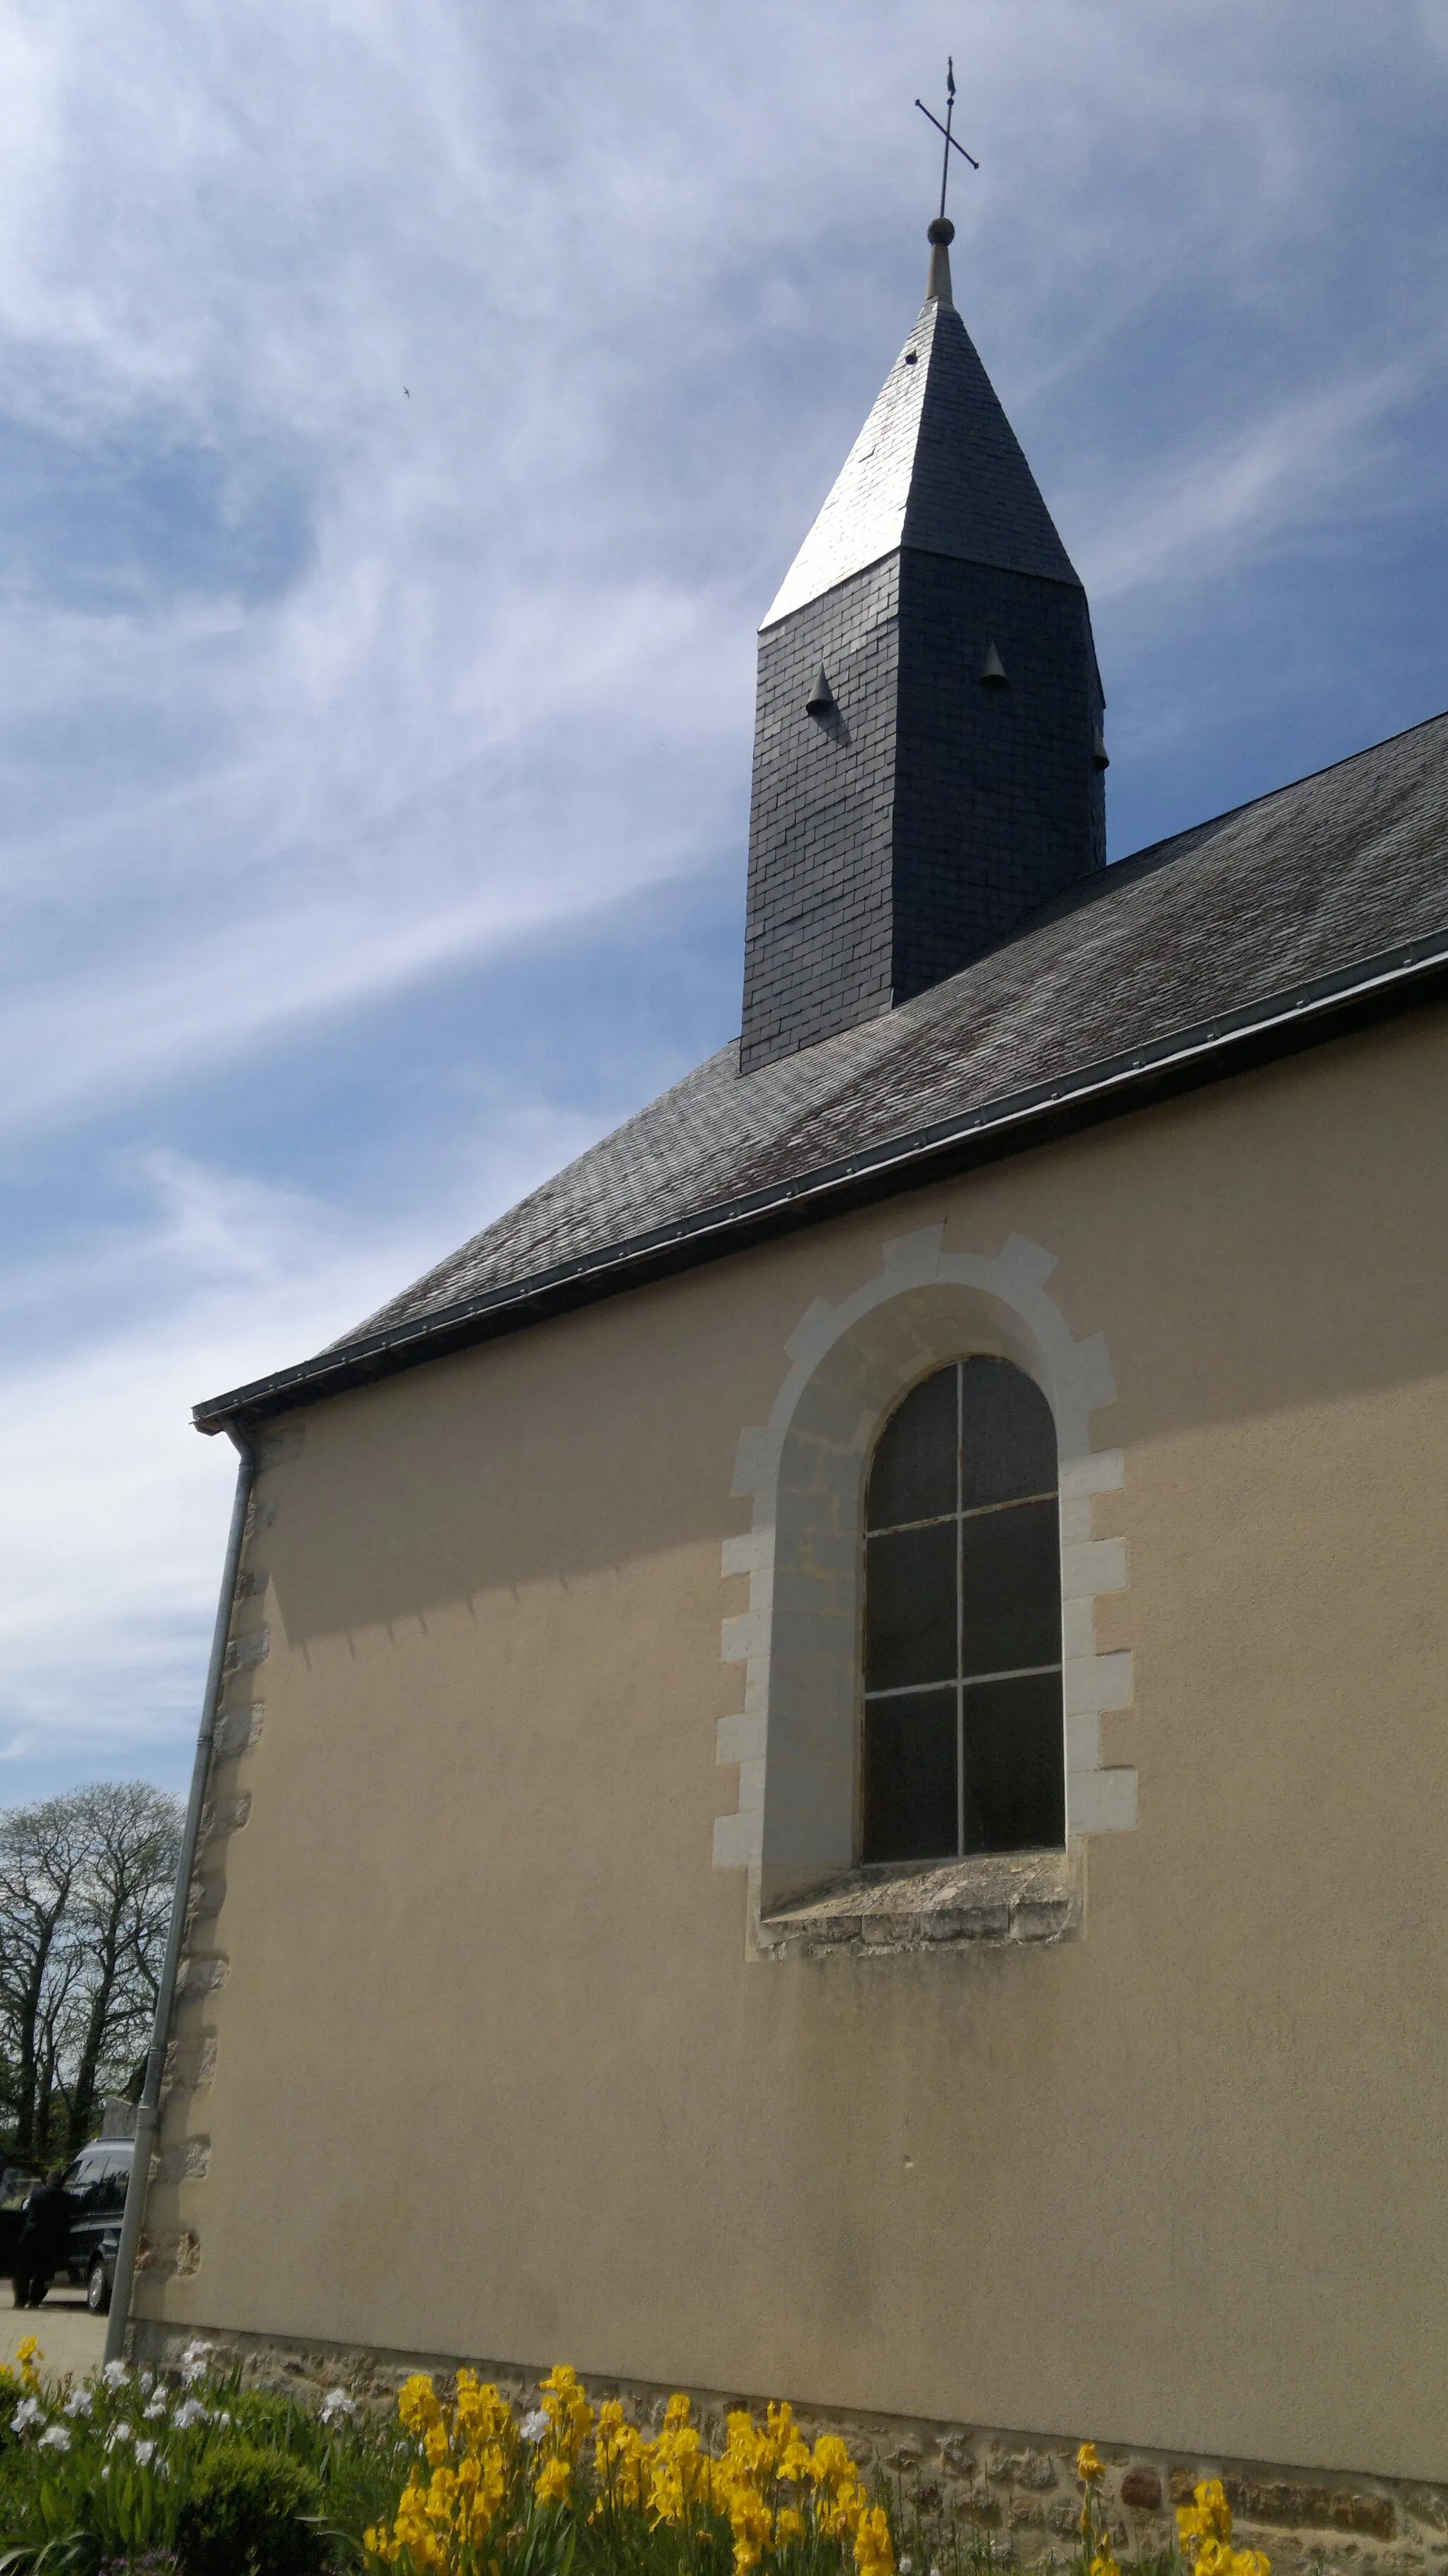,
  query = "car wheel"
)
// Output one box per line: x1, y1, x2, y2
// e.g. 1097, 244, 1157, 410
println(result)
86, 2259, 110, 2316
